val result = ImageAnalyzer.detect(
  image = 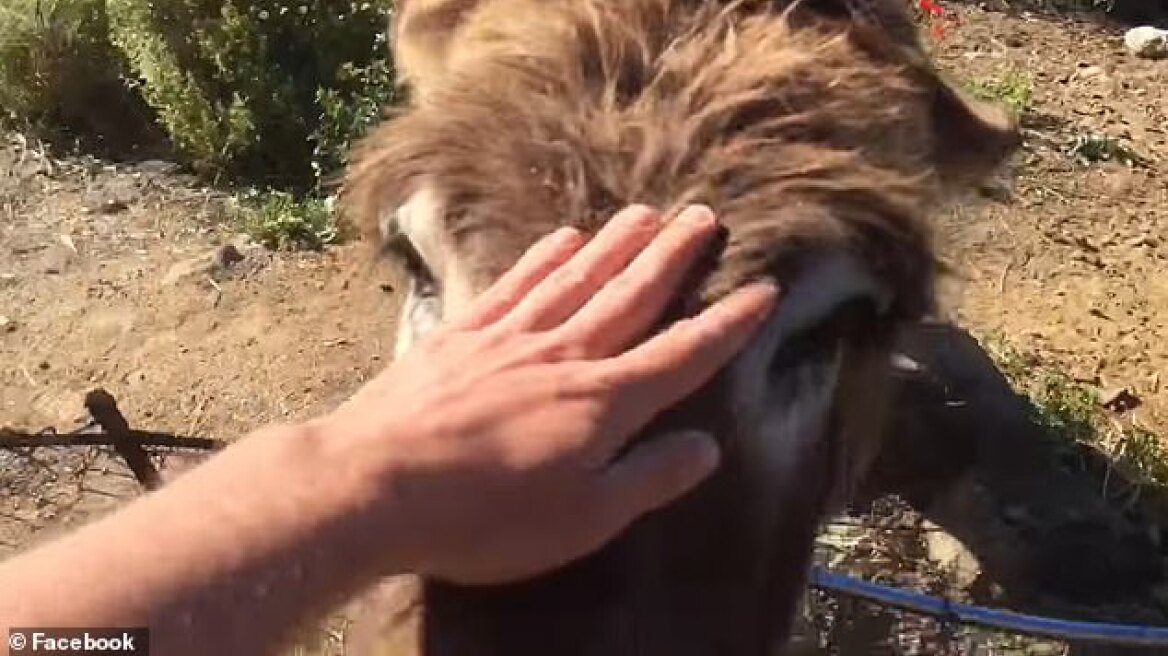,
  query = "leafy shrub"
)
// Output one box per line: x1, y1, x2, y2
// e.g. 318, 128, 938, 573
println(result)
1069, 133, 1147, 167
232, 188, 340, 250
967, 68, 1034, 116
311, 56, 396, 189
106, 0, 398, 190
0, 0, 155, 152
